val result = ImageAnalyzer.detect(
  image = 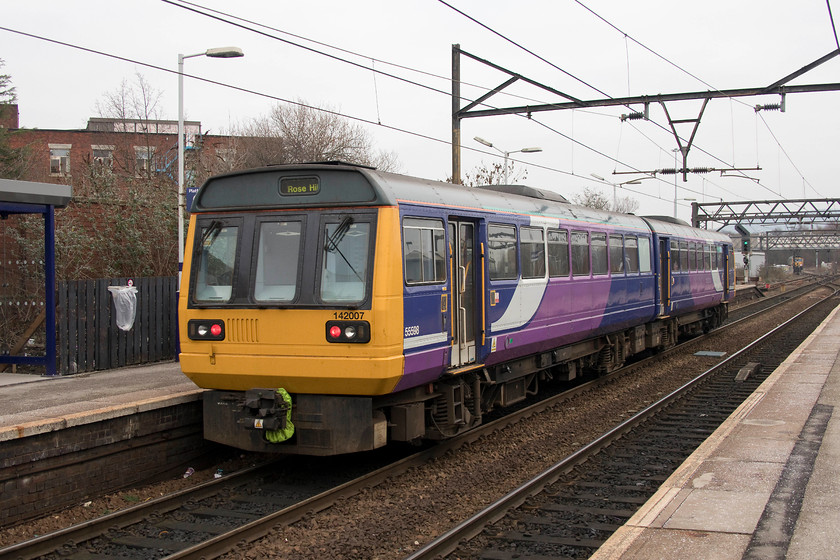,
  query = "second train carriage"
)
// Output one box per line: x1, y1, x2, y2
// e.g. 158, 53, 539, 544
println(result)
179, 163, 734, 455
